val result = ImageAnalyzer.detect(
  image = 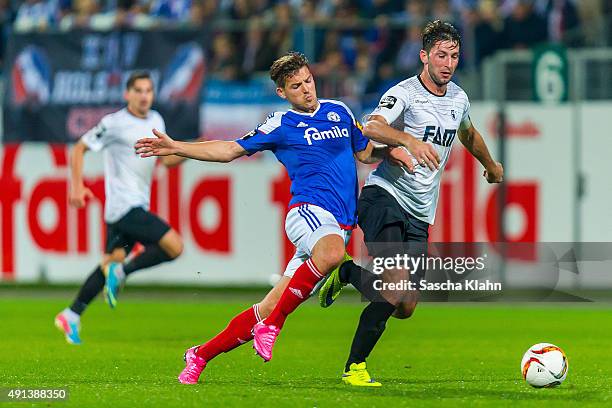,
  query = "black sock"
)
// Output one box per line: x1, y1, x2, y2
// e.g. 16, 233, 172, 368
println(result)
123, 245, 173, 276
340, 261, 384, 302
70, 265, 104, 315
339, 260, 361, 285
345, 301, 396, 371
